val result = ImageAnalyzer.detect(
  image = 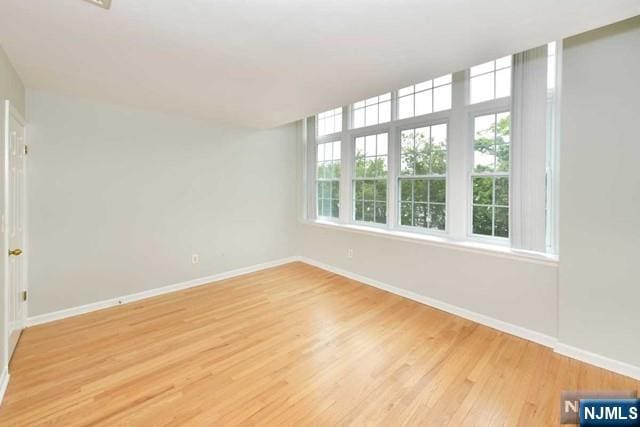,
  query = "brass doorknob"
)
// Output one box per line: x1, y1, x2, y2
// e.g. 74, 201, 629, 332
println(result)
8, 248, 22, 256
